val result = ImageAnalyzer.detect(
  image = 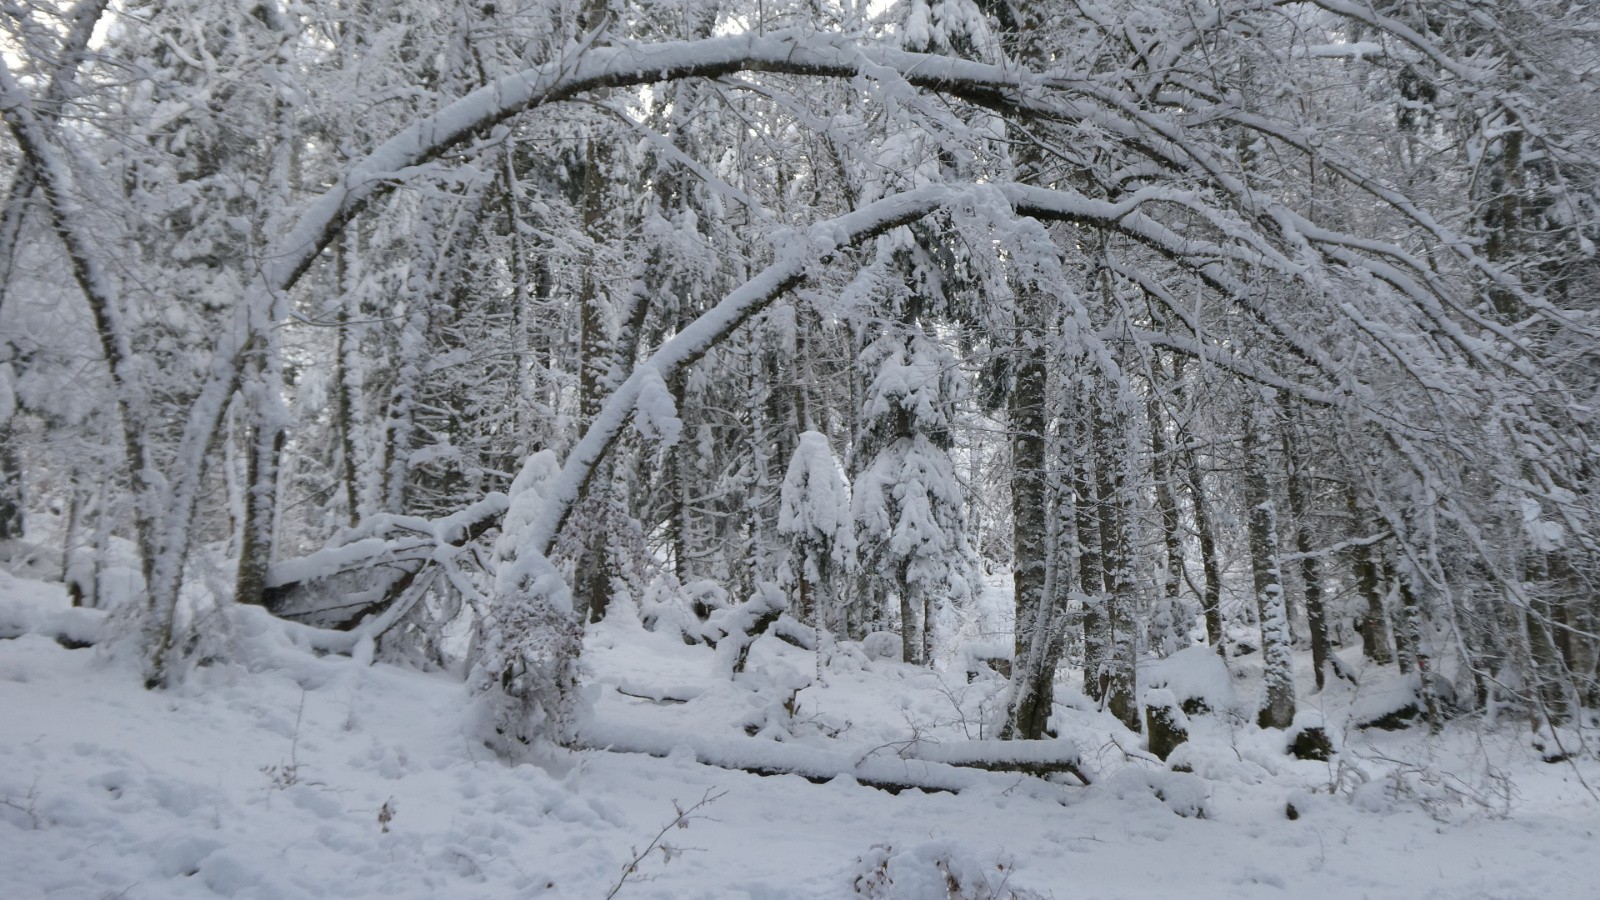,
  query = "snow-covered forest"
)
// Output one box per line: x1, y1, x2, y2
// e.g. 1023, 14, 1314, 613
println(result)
2, 0, 1599, 896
